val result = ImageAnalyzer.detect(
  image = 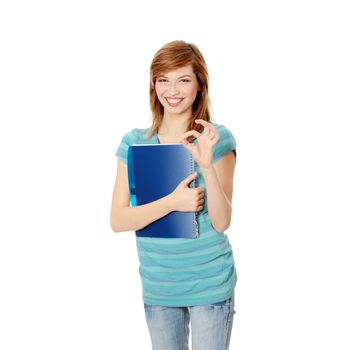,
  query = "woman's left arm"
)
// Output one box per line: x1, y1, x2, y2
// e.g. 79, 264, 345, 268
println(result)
201, 152, 235, 232
181, 119, 236, 233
